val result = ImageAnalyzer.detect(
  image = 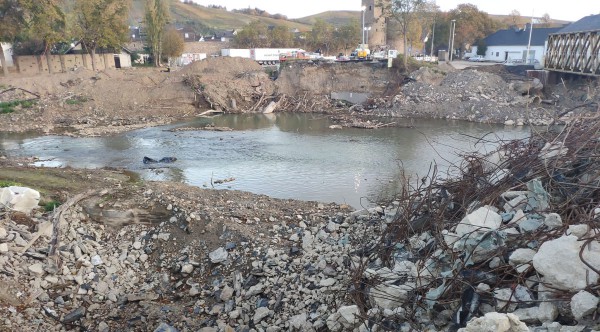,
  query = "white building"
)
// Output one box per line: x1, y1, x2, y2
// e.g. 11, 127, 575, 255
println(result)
472, 24, 563, 64
1, 43, 14, 68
